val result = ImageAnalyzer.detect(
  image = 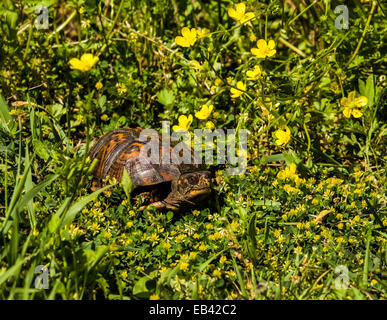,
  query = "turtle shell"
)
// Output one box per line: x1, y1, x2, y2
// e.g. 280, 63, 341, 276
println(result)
89, 128, 203, 187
